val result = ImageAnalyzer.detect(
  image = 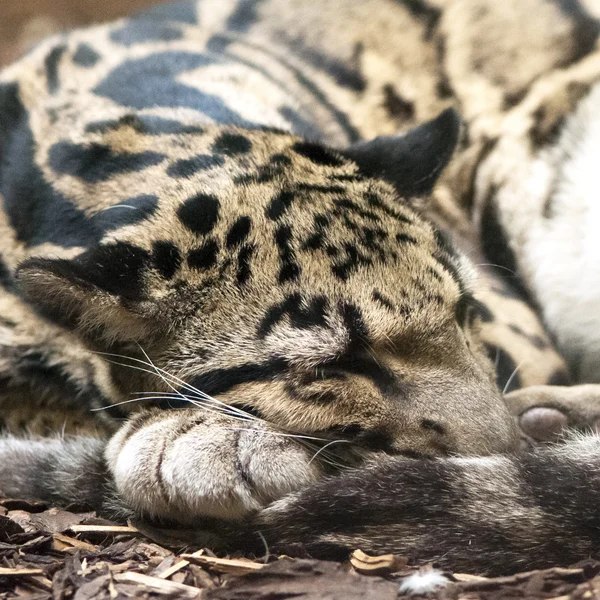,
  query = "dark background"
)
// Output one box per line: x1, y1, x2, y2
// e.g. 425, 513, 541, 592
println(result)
0, 0, 165, 67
